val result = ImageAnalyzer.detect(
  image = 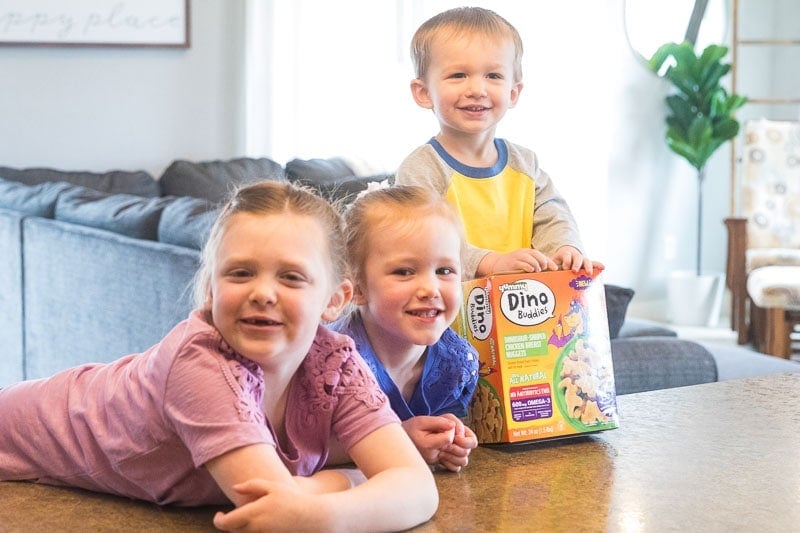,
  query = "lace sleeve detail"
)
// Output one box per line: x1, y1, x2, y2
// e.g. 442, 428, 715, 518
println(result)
218, 338, 265, 425
302, 335, 387, 415
424, 329, 479, 406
